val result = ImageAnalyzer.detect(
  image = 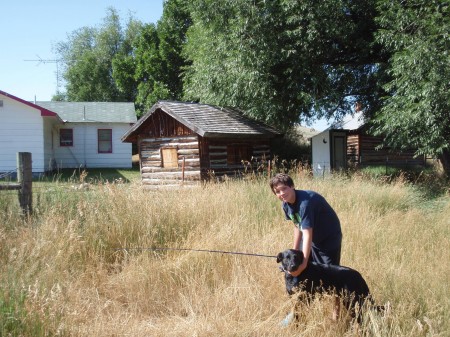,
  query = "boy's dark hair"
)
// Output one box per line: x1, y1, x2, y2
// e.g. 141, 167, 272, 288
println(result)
269, 173, 295, 193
